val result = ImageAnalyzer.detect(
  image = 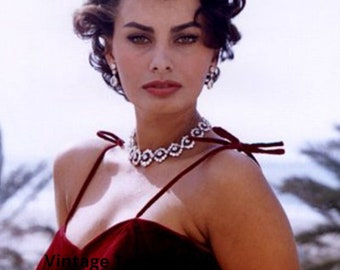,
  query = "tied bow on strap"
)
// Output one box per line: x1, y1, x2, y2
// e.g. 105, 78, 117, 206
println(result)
97, 131, 125, 147
191, 127, 285, 165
